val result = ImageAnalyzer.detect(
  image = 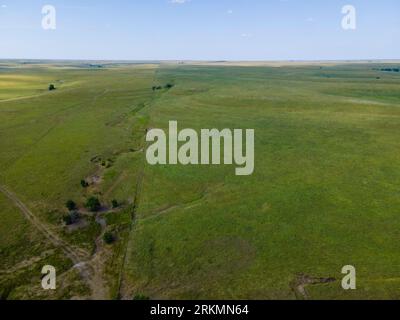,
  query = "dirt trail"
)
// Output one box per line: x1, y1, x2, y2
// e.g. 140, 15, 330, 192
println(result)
86, 214, 109, 300
0, 89, 125, 300
0, 185, 89, 264
0, 185, 109, 299
141, 193, 206, 222
0, 93, 46, 104
0, 252, 51, 275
